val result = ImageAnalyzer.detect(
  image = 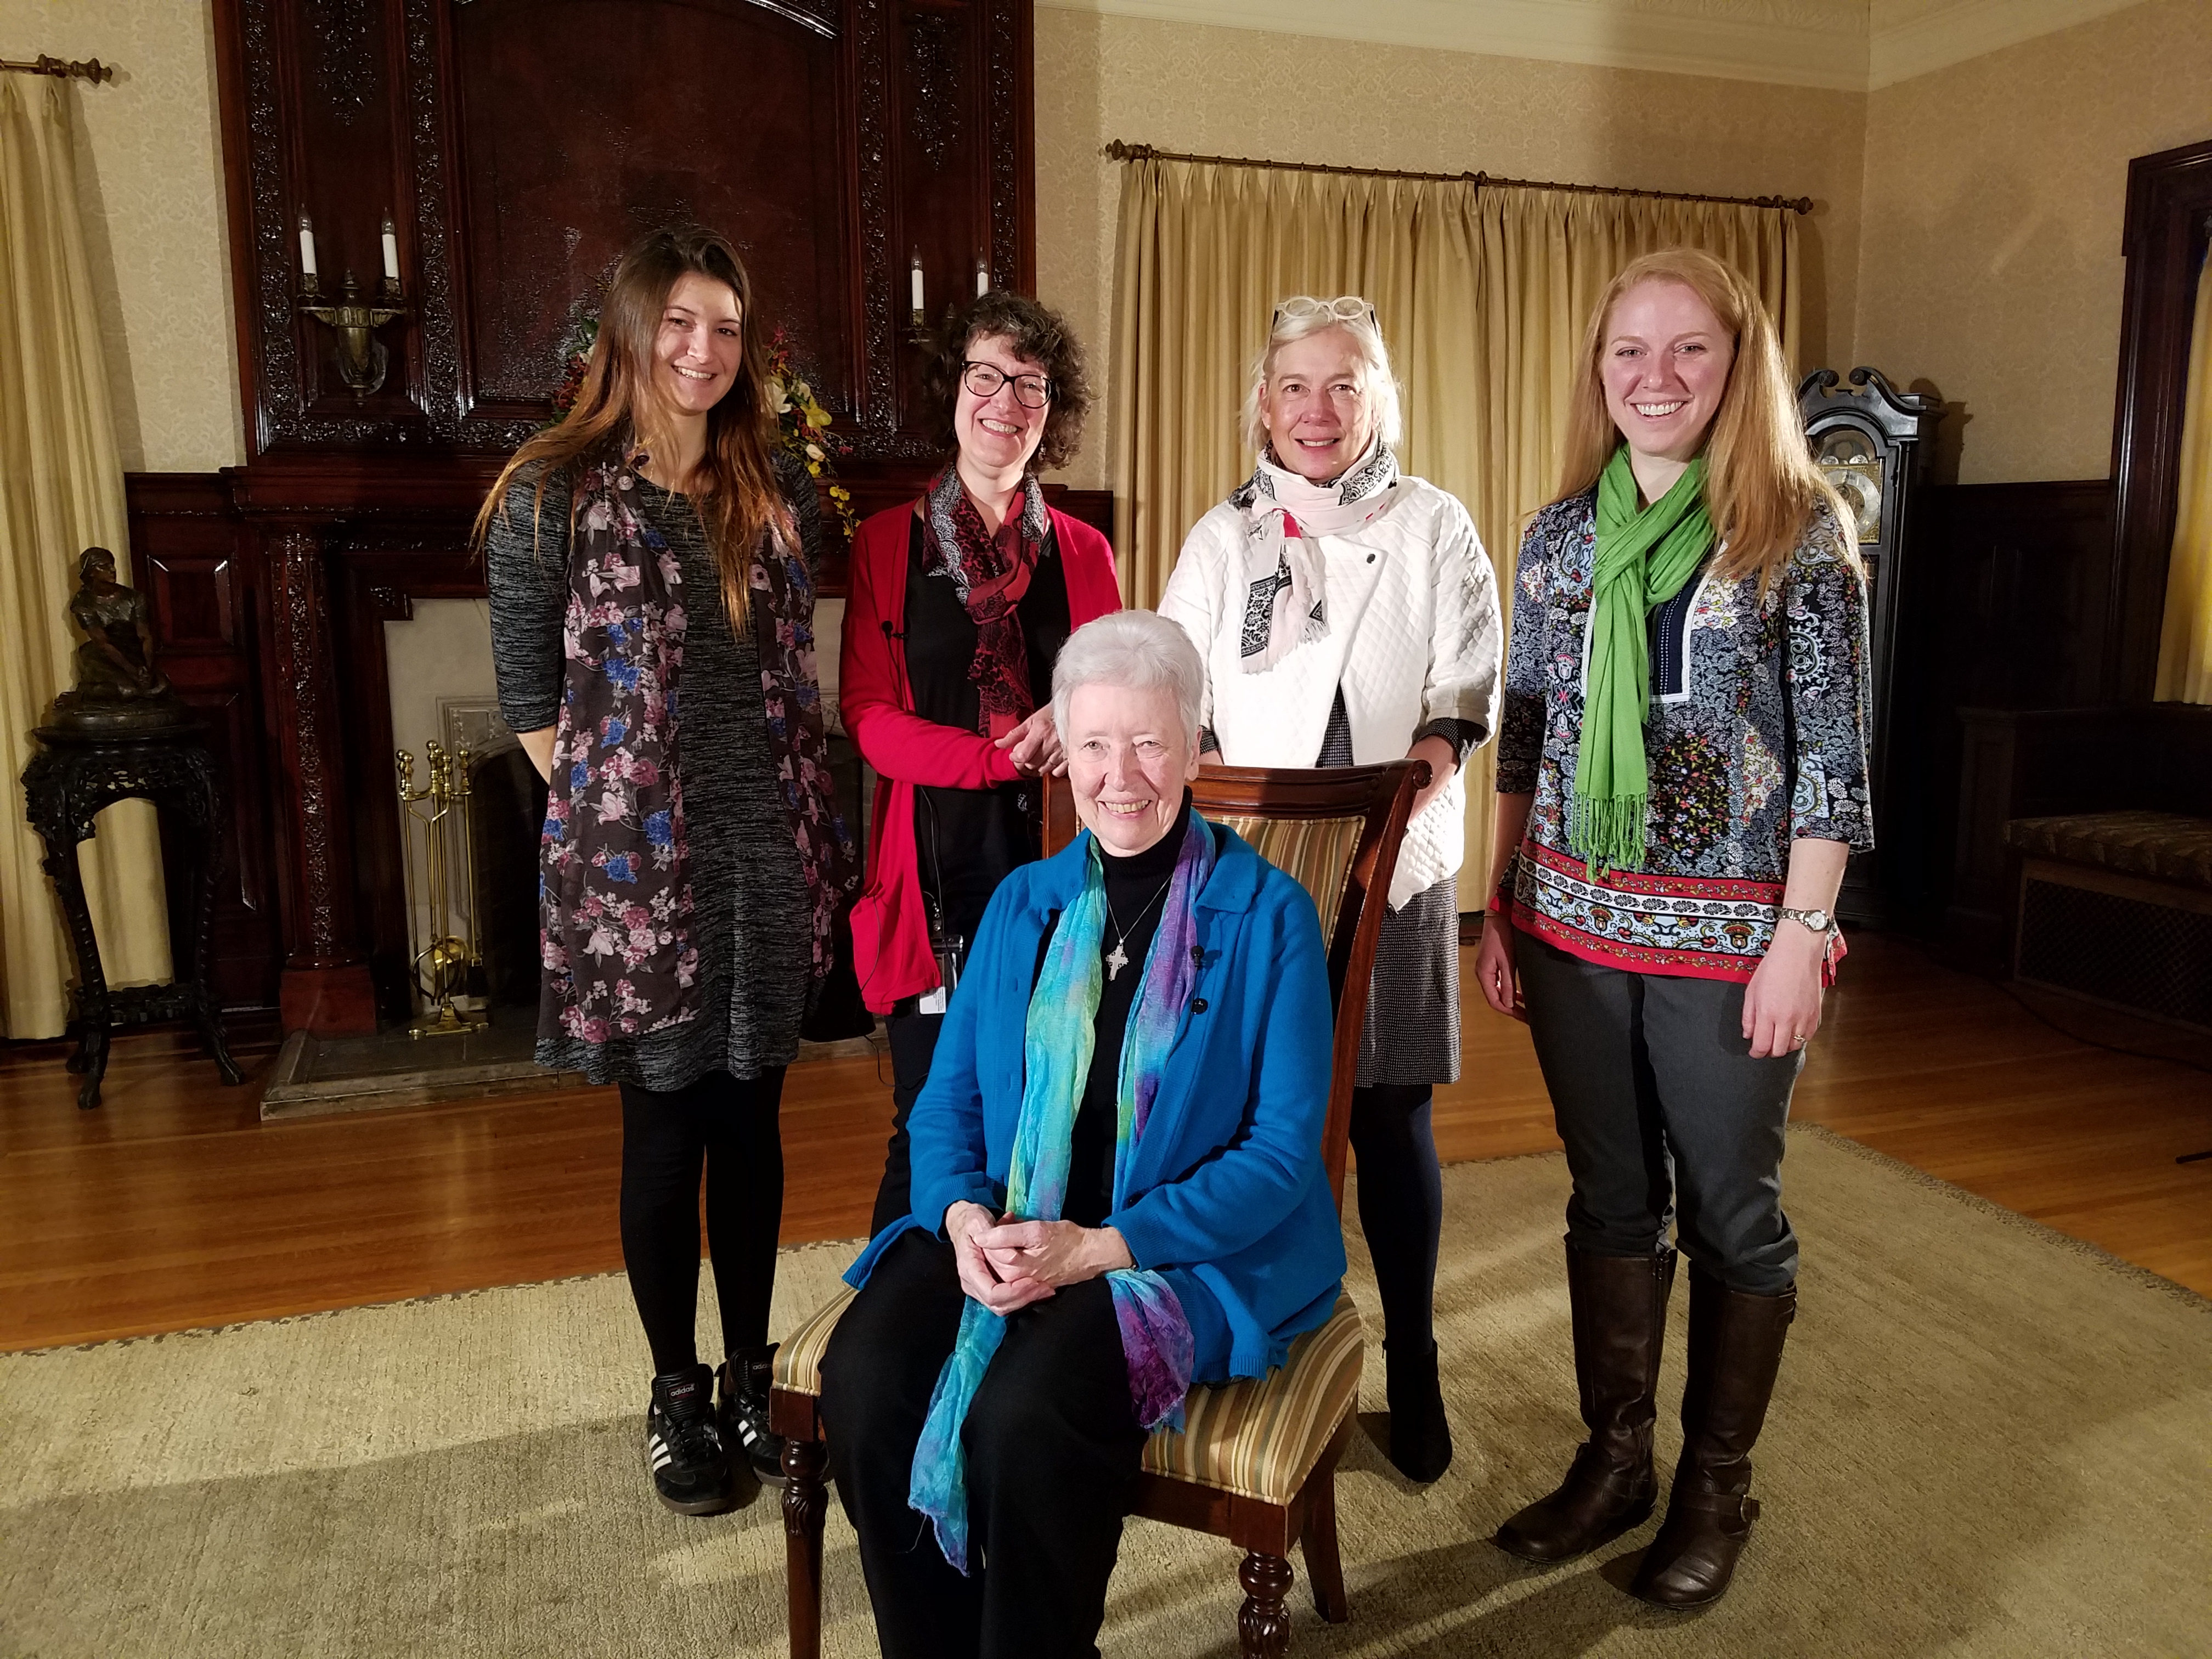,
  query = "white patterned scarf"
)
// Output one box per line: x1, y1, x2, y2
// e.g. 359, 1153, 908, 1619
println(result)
1224, 436, 1400, 673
